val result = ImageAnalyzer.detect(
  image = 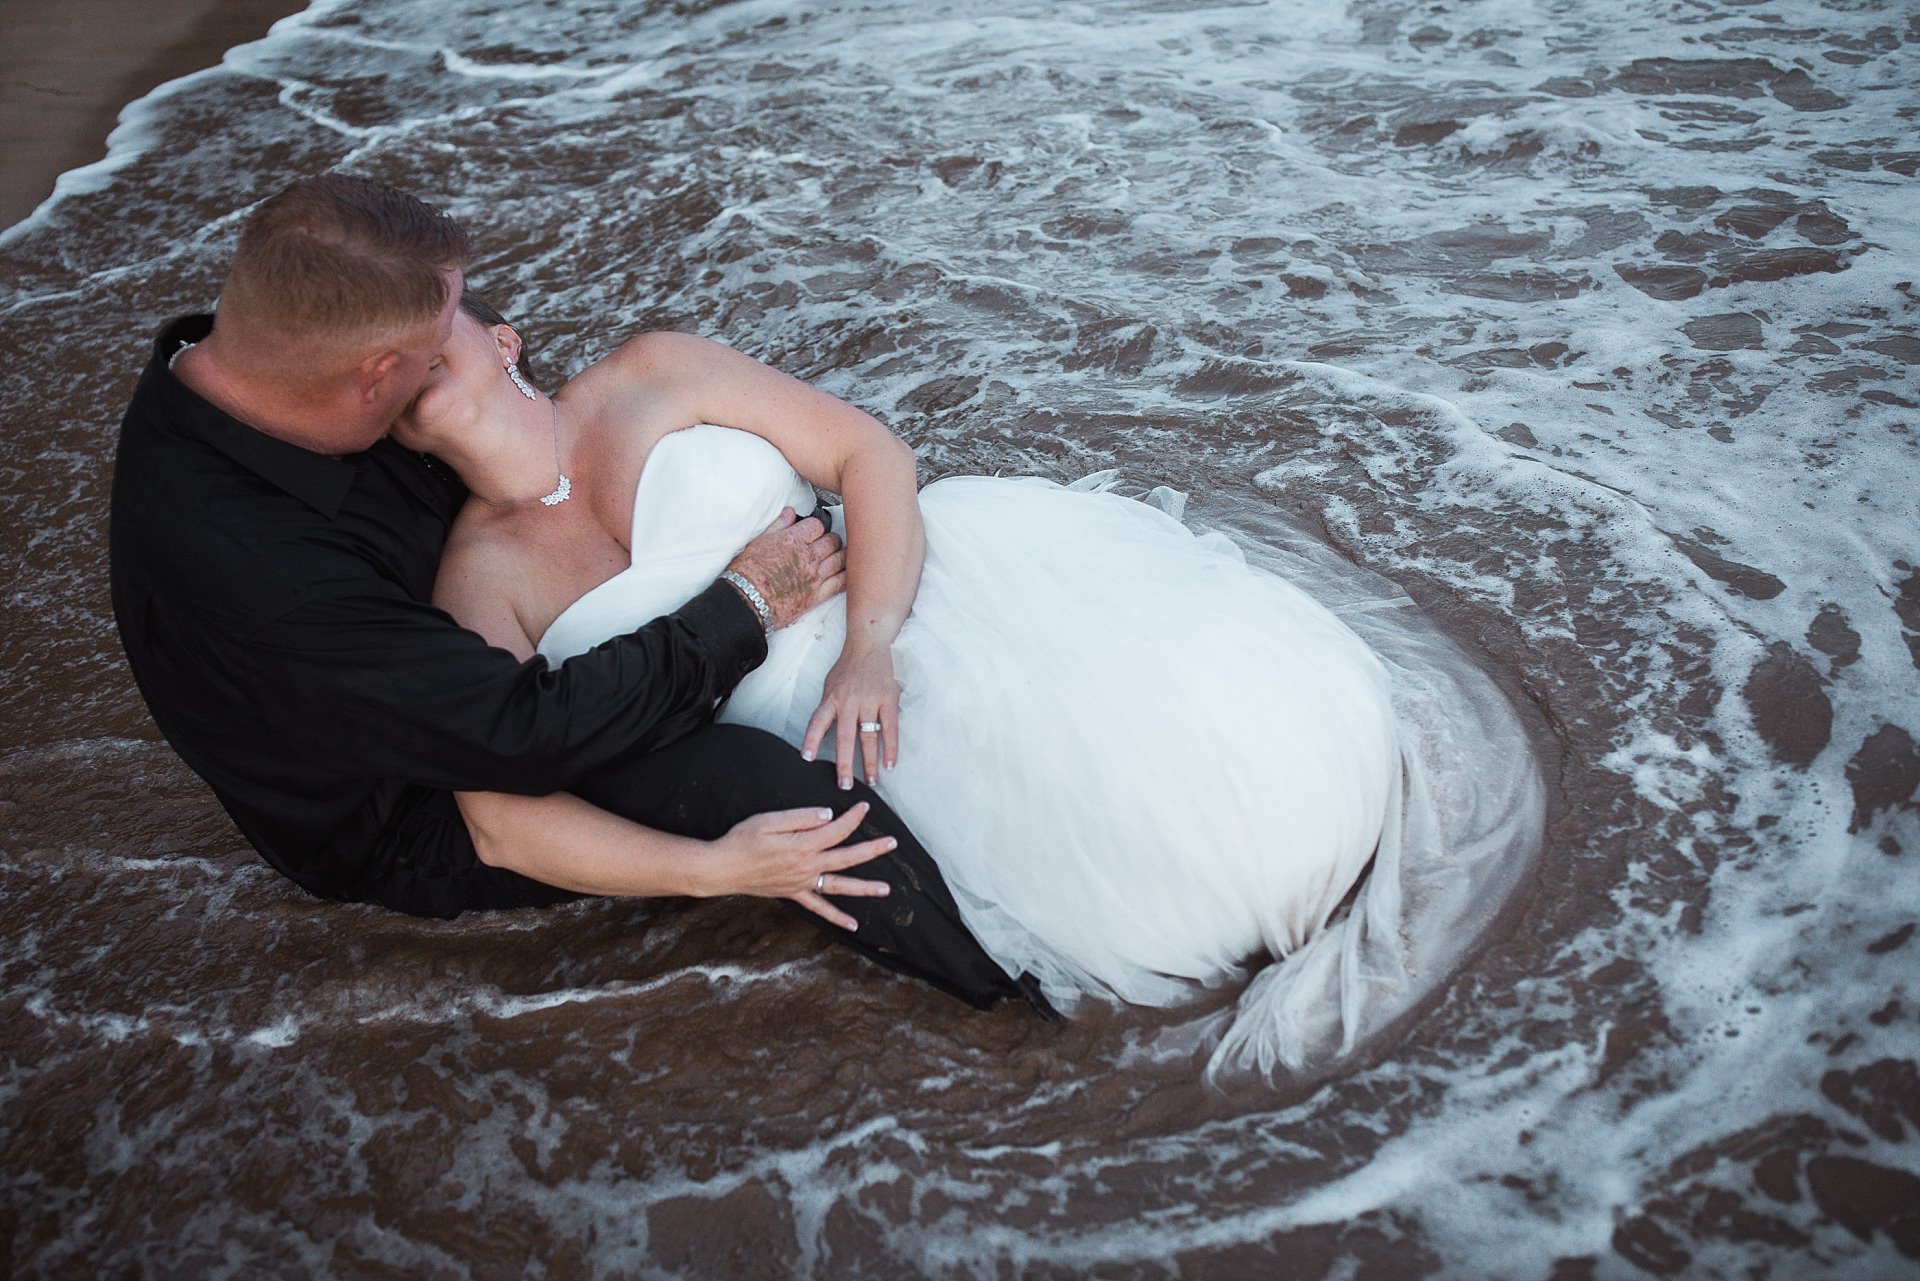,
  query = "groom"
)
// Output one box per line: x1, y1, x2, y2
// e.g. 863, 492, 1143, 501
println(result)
109, 173, 1029, 1010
